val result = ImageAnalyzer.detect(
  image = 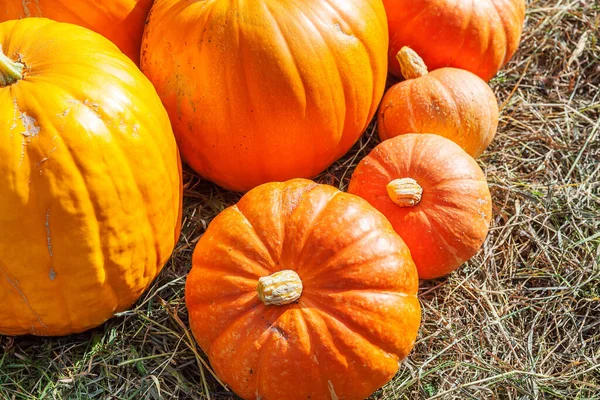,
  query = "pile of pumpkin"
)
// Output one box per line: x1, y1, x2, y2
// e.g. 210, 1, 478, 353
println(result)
0, 0, 525, 399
